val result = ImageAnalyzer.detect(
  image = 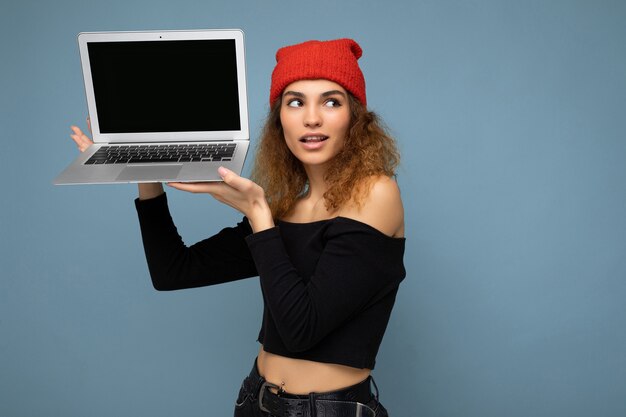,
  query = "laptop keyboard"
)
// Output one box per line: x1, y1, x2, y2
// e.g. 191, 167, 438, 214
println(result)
84, 144, 236, 165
